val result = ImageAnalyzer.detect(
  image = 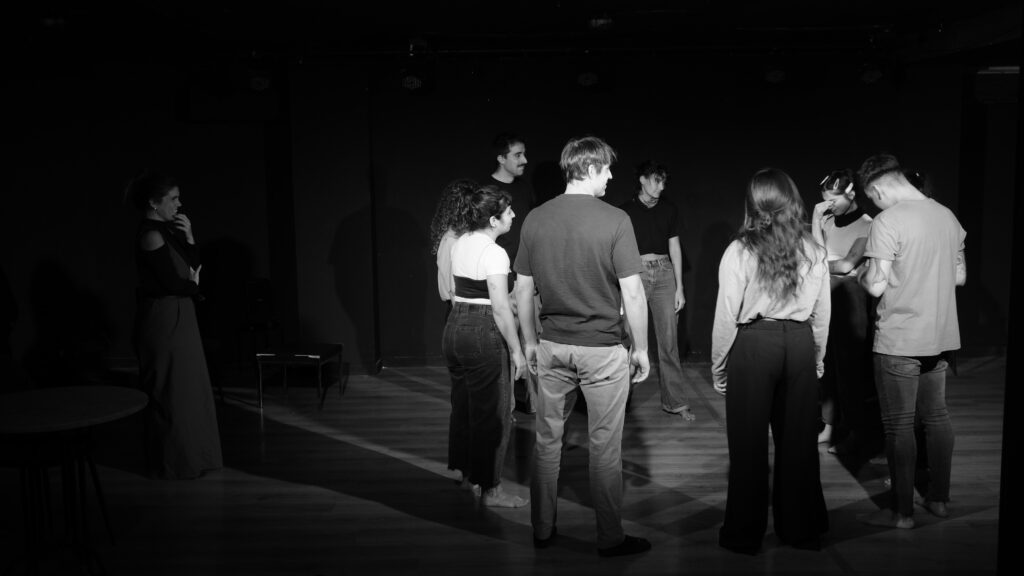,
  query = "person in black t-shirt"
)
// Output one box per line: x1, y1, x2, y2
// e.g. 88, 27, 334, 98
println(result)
620, 161, 695, 421
487, 132, 538, 413
486, 133, 534, 274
